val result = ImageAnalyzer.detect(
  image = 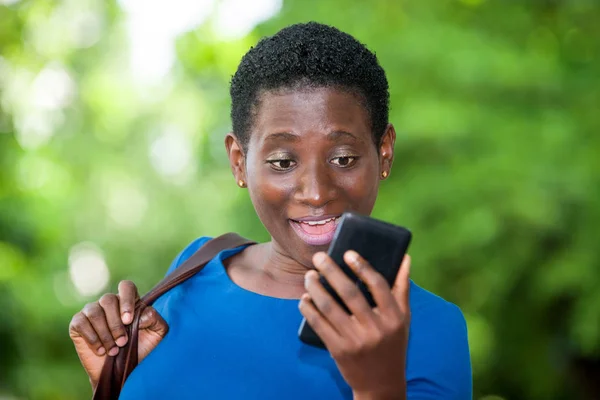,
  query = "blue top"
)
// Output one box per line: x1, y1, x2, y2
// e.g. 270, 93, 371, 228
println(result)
119, 237, 472, 399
